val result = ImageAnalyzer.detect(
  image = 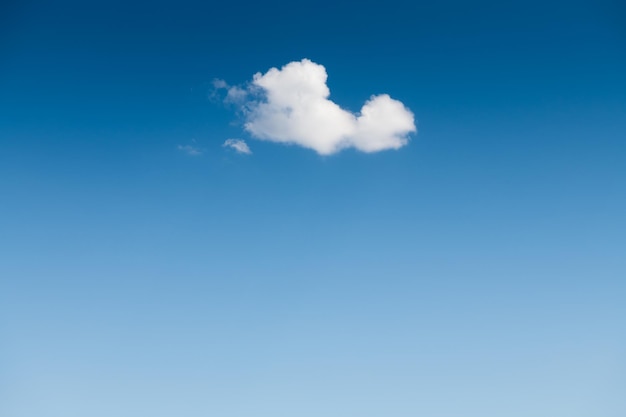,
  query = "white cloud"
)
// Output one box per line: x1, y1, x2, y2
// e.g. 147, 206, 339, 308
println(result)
223, 138, 252, 154
225, 86, 247, 104
212, 78, 228, 89
232, 59, 416, 155
178, 143, 203, 156
212, 79, 249, 107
